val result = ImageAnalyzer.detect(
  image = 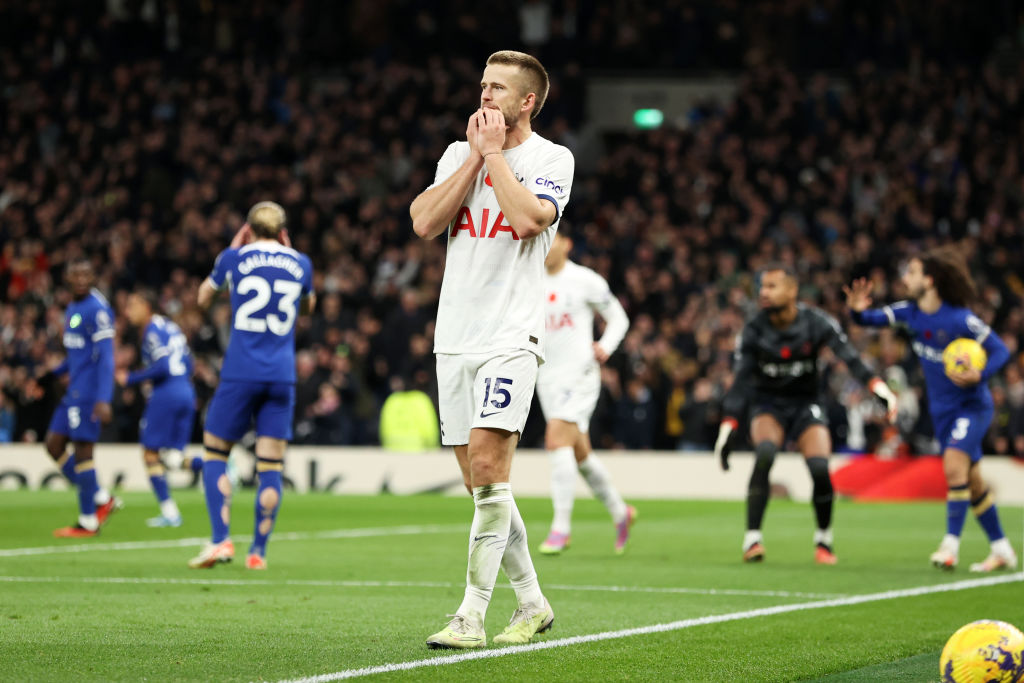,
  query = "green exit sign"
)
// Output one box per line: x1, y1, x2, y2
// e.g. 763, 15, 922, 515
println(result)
633, 108, 664, 129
